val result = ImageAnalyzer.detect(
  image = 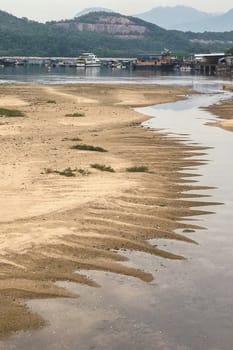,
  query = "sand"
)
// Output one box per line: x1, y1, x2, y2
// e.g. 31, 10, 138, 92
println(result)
0, 83, 216, 337
206, 84, 233, 131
